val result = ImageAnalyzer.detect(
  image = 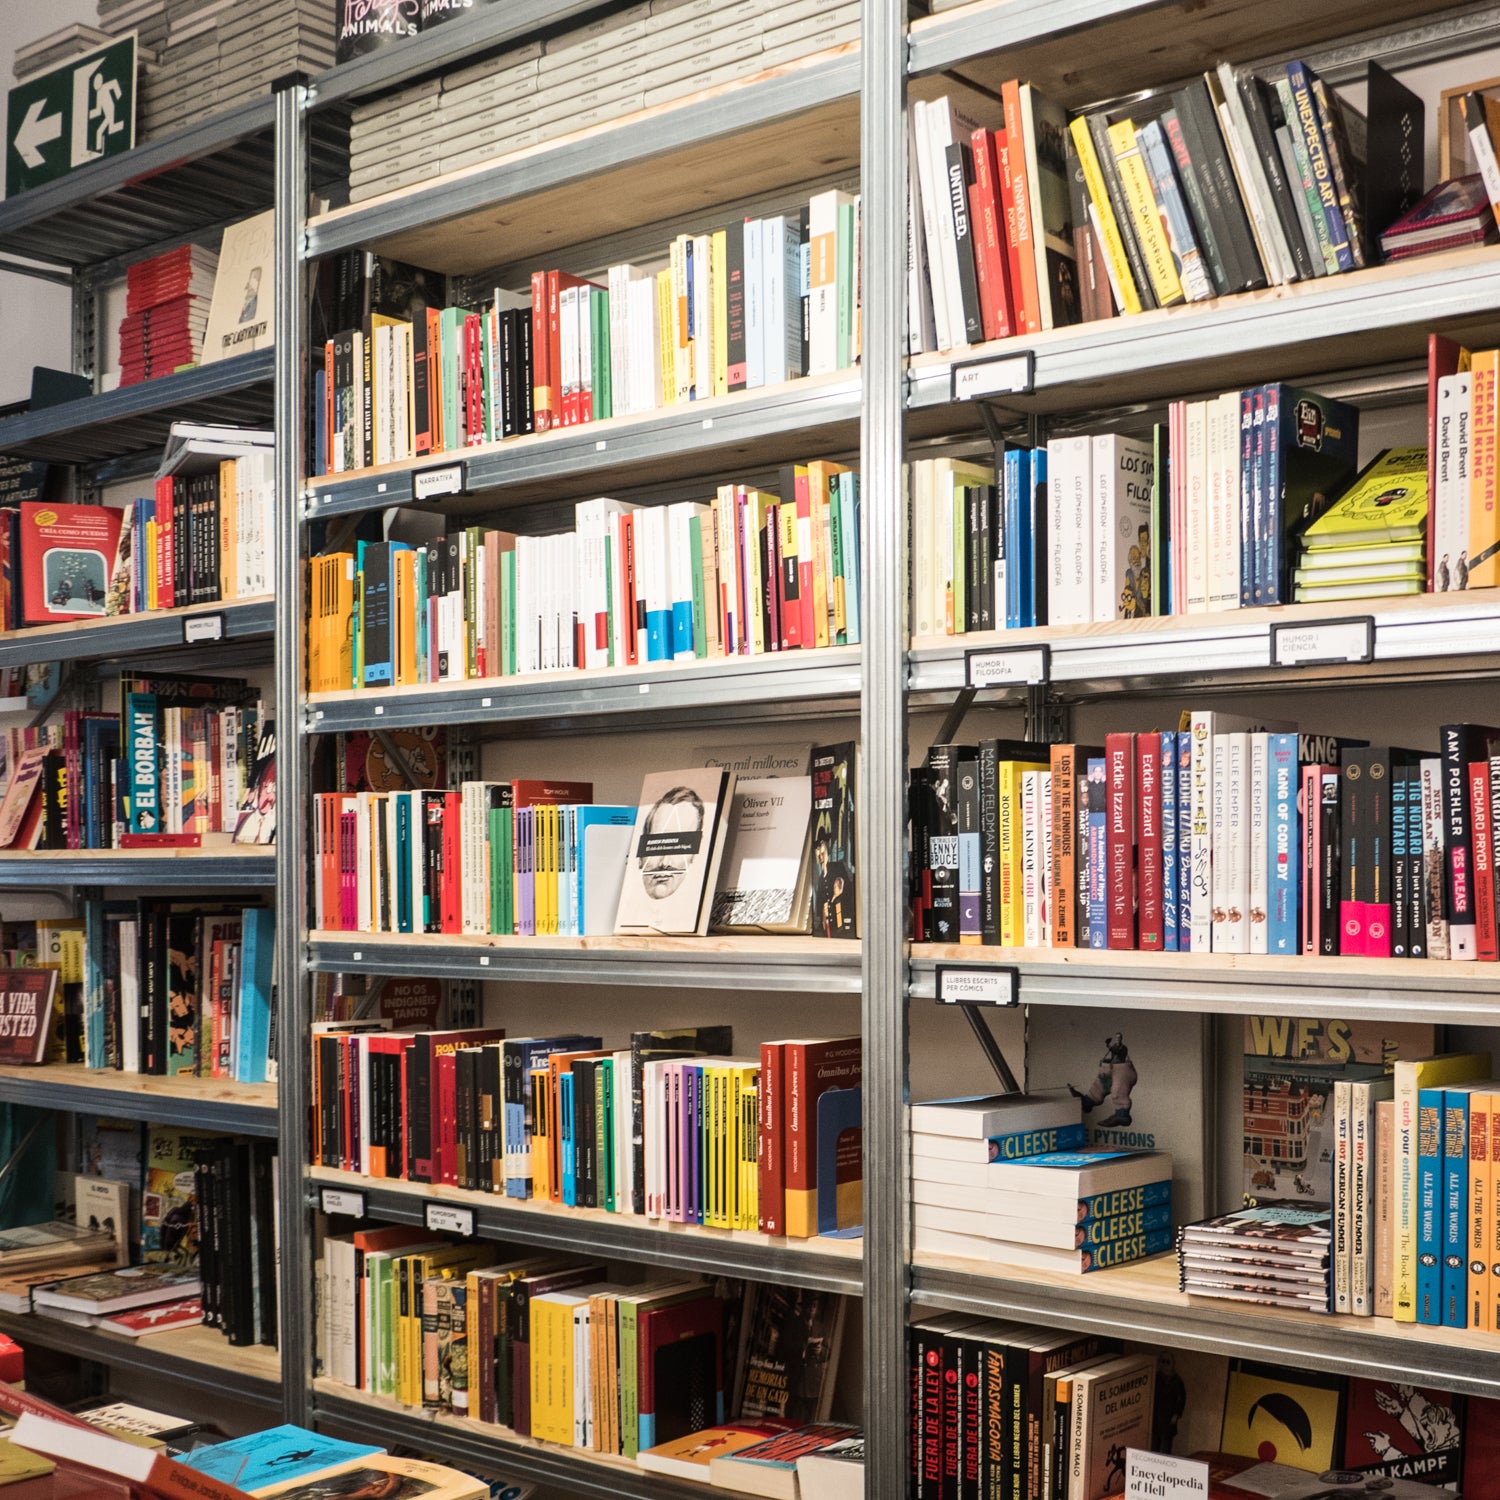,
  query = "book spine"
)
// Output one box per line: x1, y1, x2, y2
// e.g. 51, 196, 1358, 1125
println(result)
1333, 1080, 1351, 1314
1474, 759, 1498, 962
1136, 733, 1162, 949
1267, 734, 1299, 954
1087, 759, 1107, 951
1470, 1093, 1492, 1331
1350, 1081, 1373, 1316
1416, 1086, 1445, 1325
1105, 733, 1135, 949
1443, 1088, 1470, 1328
1441, 725, 1480, 960
1376, 1097, 1396, 1318
758, 1041, 784, 1235
1159, 731, 1178, 952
